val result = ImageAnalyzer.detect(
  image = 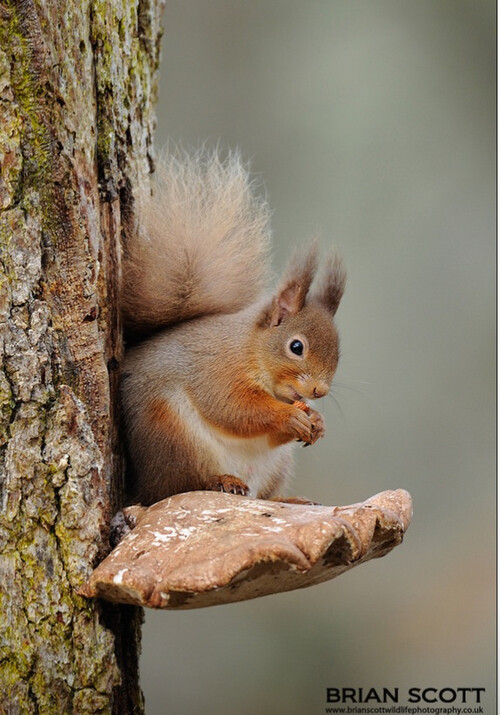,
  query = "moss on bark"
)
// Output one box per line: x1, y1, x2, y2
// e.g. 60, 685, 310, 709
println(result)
0, 1, 164, 712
